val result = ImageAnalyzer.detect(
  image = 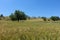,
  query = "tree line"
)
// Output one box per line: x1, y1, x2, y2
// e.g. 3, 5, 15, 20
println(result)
0, 10, 60, 22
